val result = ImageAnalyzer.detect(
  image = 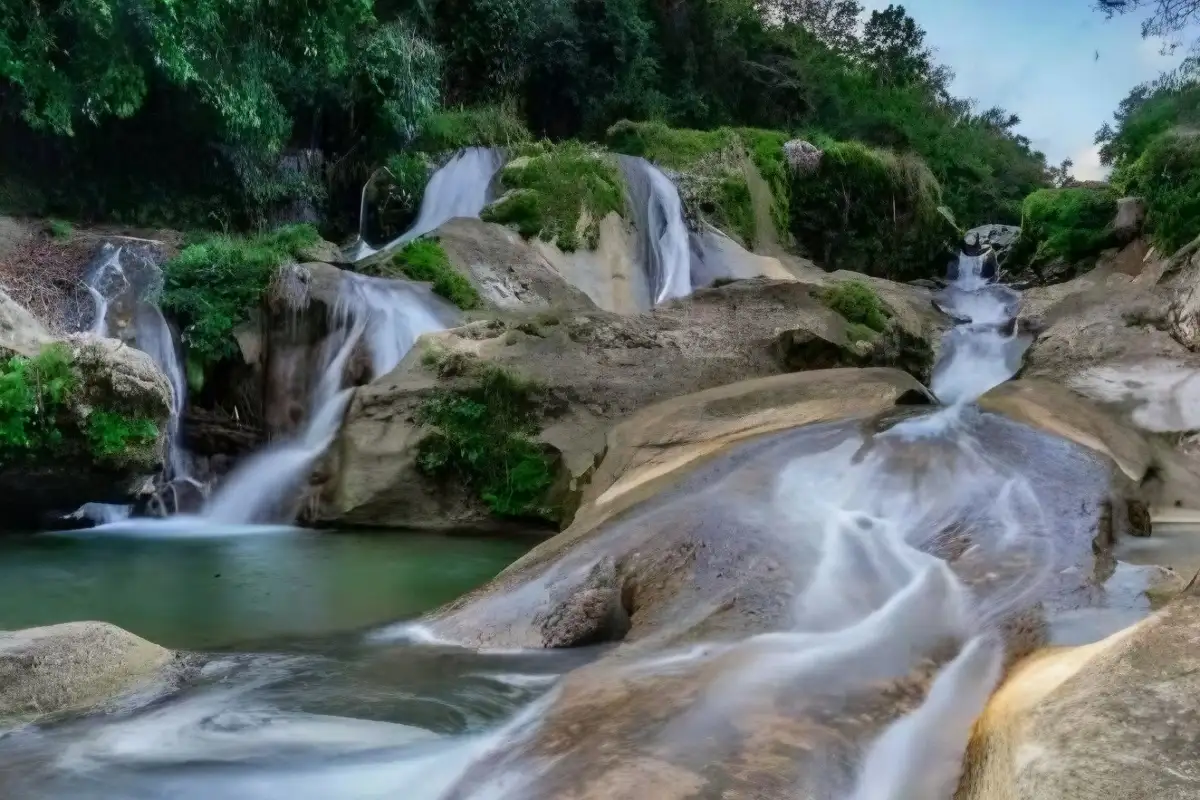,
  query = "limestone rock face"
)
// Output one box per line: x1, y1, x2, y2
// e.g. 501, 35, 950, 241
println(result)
1113, 196, 1146, 243
961, 578, 1200, 800
0, 621, 173, 724
318, 279, 936, 531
